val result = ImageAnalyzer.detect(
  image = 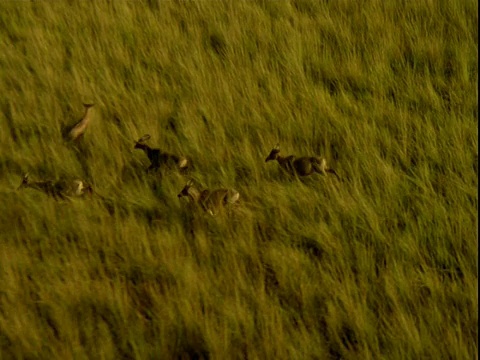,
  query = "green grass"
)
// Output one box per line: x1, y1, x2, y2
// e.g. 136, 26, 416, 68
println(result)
0, 0, 477, 358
